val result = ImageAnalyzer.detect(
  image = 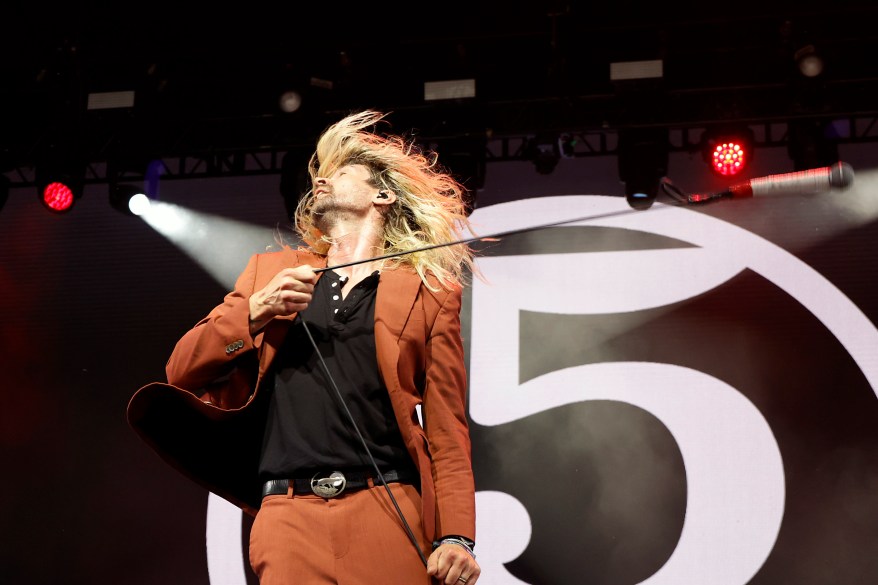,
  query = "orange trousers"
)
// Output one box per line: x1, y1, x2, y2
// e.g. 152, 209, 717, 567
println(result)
249, 481, 435, 584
